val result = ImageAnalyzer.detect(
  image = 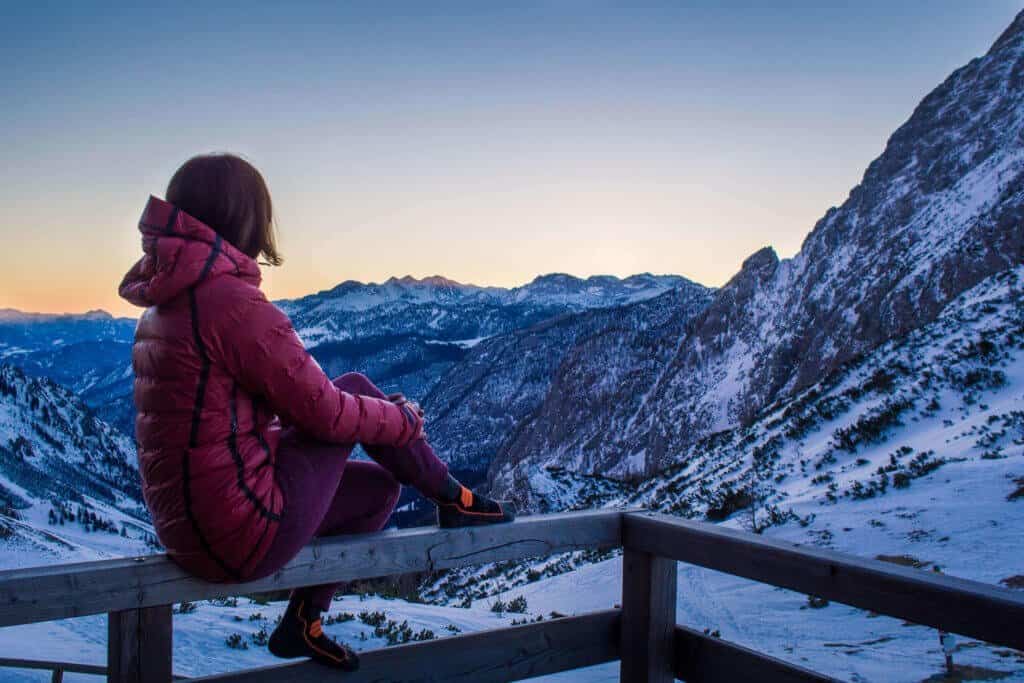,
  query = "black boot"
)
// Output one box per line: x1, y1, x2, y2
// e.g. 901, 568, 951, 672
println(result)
435, 475, 516, 528
268, 597, 360, 671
